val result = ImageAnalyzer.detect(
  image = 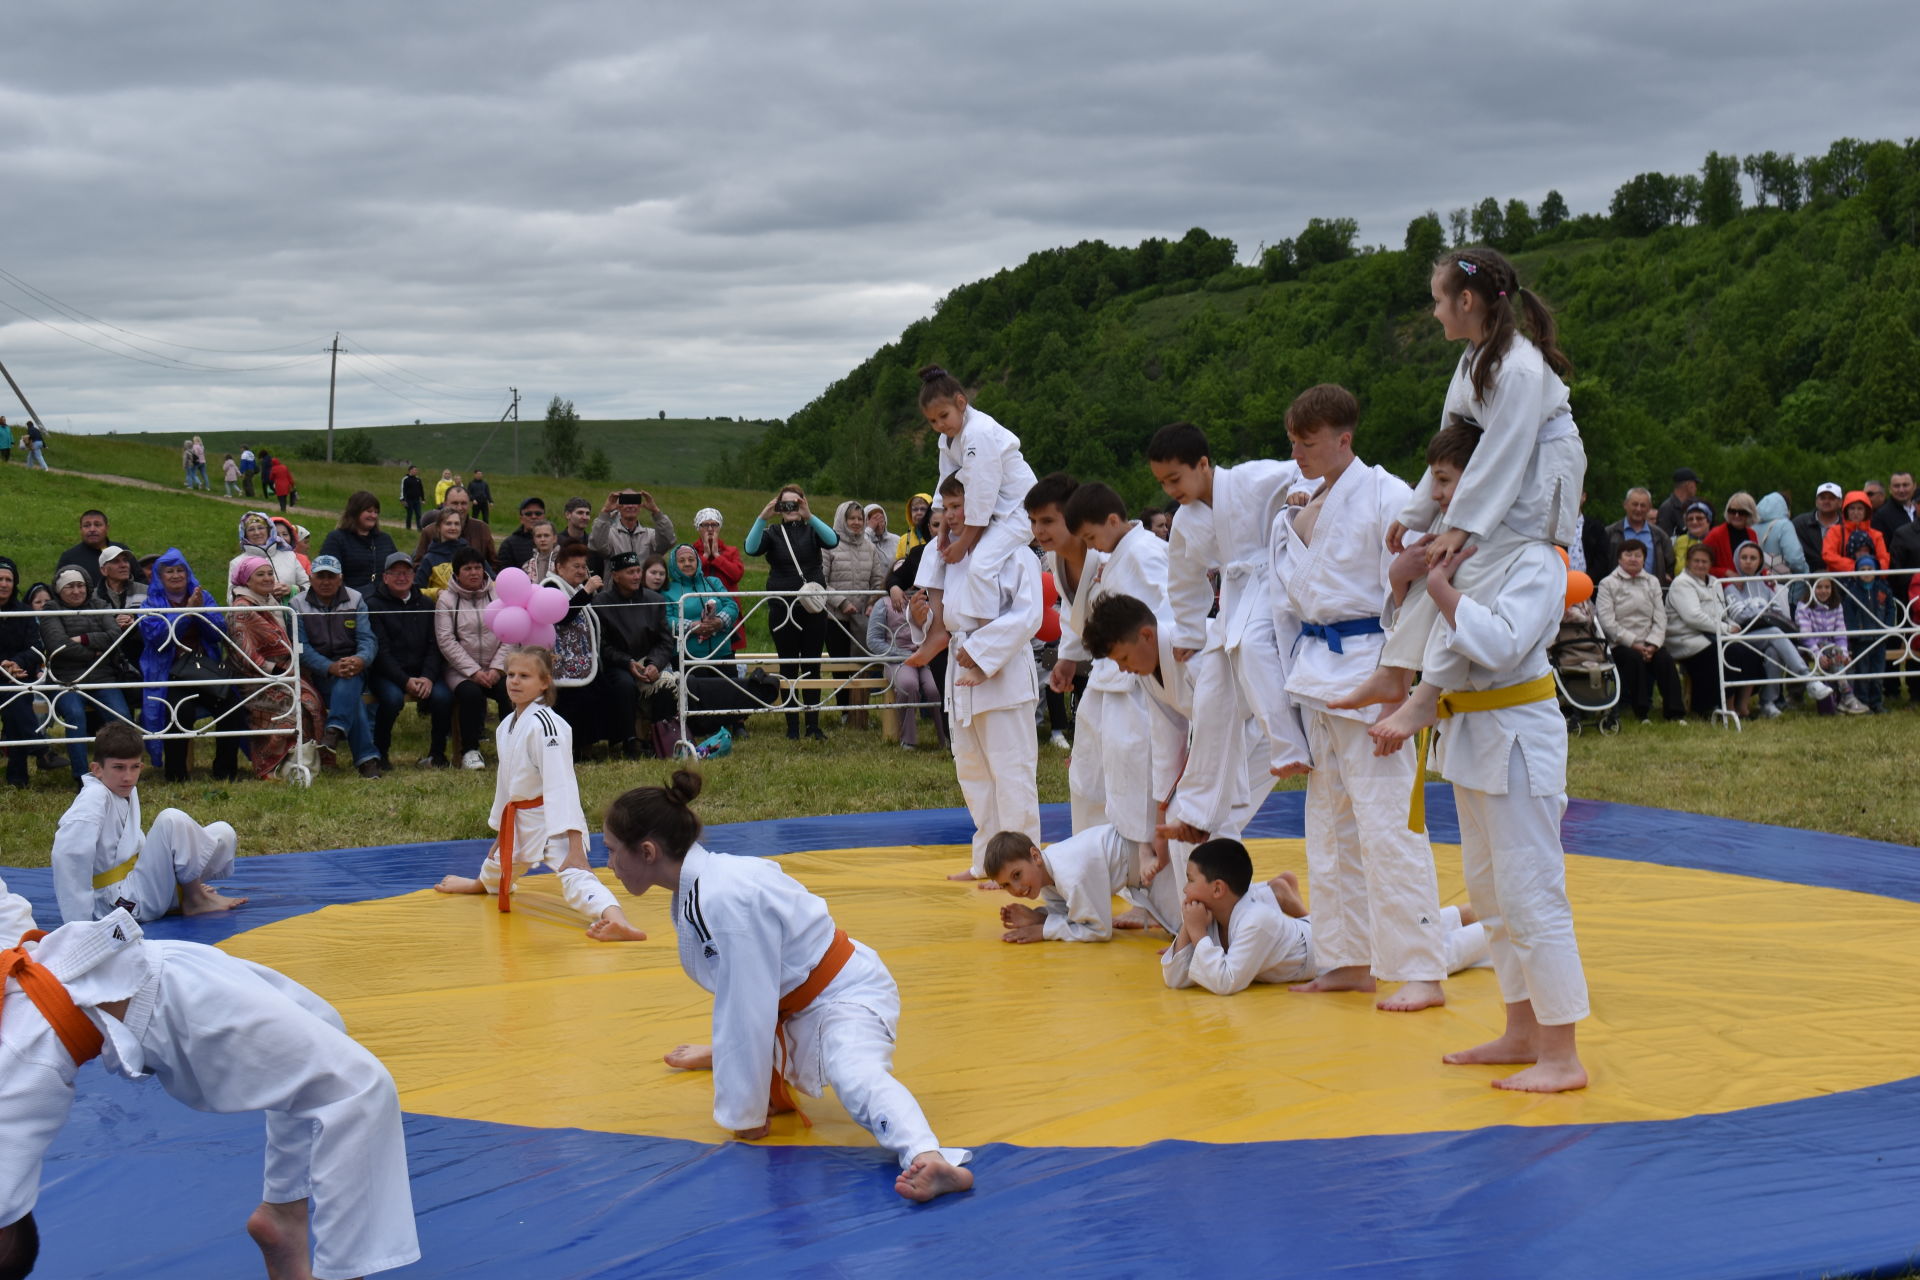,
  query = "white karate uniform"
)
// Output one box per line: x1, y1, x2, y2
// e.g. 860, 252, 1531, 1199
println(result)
946, 548, 1043, 877
671, 844, 969, 1170
1057, 524, 1170, 844
1386, 337, 1588, 687
0, 872, 34, 945
0, 912, 418, 1279
1271, 460, 1450, 983
1052, 545, 1111, 833
1035, 824, 1180, 940
1162, 891, 1487, 995
916, 405, 1039, 619
50, 778, 236, 924
1164, 461, 1310, 834
476, 704, 616, 921
1432, 541, 1590, 1026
